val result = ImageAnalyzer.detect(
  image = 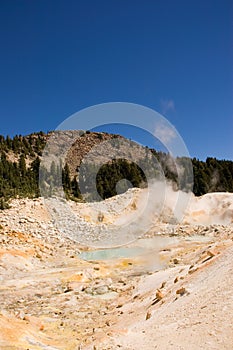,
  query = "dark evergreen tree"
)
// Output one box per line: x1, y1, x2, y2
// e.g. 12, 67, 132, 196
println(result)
0, 131, 233, 209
